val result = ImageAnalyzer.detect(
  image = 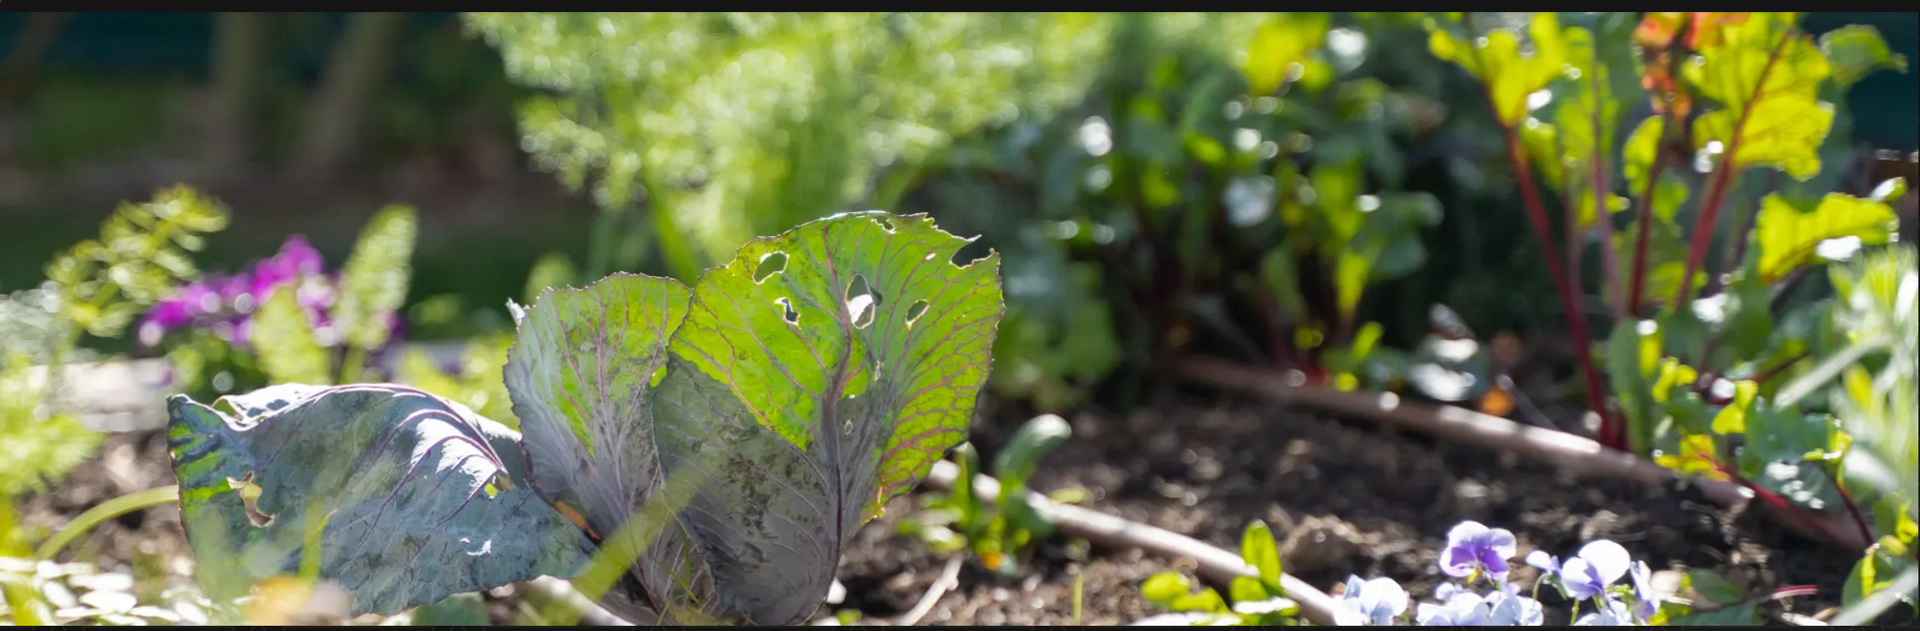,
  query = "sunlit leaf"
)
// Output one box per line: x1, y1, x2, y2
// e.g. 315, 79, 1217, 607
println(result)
332, 205, 417, 353
1752, 193, 1899, 284
1685, 13, 1833, 180
1428, 13, 1569, 126
1654, 432, 1729, 481
1245, 13, 1329, 96
641, 212, 1001, 624
166, 384, 595, 616
251, 289, 332, 386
